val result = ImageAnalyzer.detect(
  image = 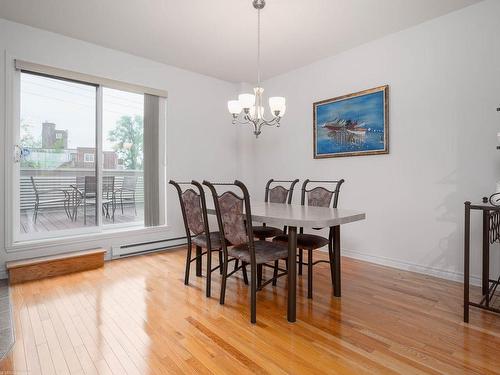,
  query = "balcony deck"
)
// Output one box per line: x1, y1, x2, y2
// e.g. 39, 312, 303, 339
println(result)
20, 204, 144, 234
